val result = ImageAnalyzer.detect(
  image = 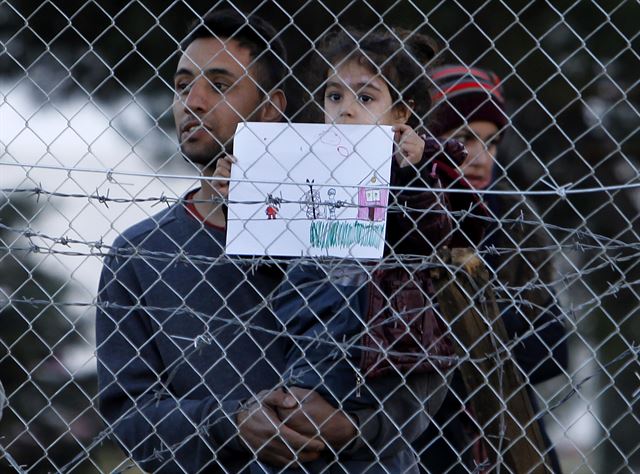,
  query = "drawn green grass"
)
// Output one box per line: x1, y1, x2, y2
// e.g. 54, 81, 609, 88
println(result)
310, 220, 385, 249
